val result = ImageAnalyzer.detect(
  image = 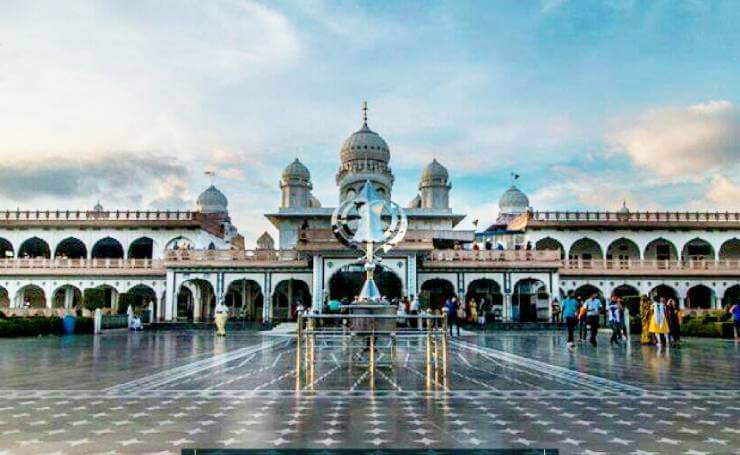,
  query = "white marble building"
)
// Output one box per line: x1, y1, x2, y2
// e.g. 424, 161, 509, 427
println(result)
1, 107, 738, 323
